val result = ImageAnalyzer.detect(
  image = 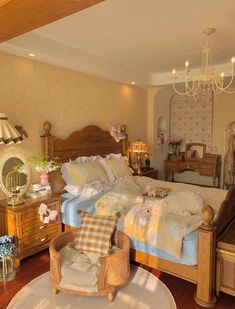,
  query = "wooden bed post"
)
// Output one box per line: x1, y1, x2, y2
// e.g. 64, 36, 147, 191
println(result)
41, 121, 55, 159
195, 205, 217, 307
120, 124, 128, 156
